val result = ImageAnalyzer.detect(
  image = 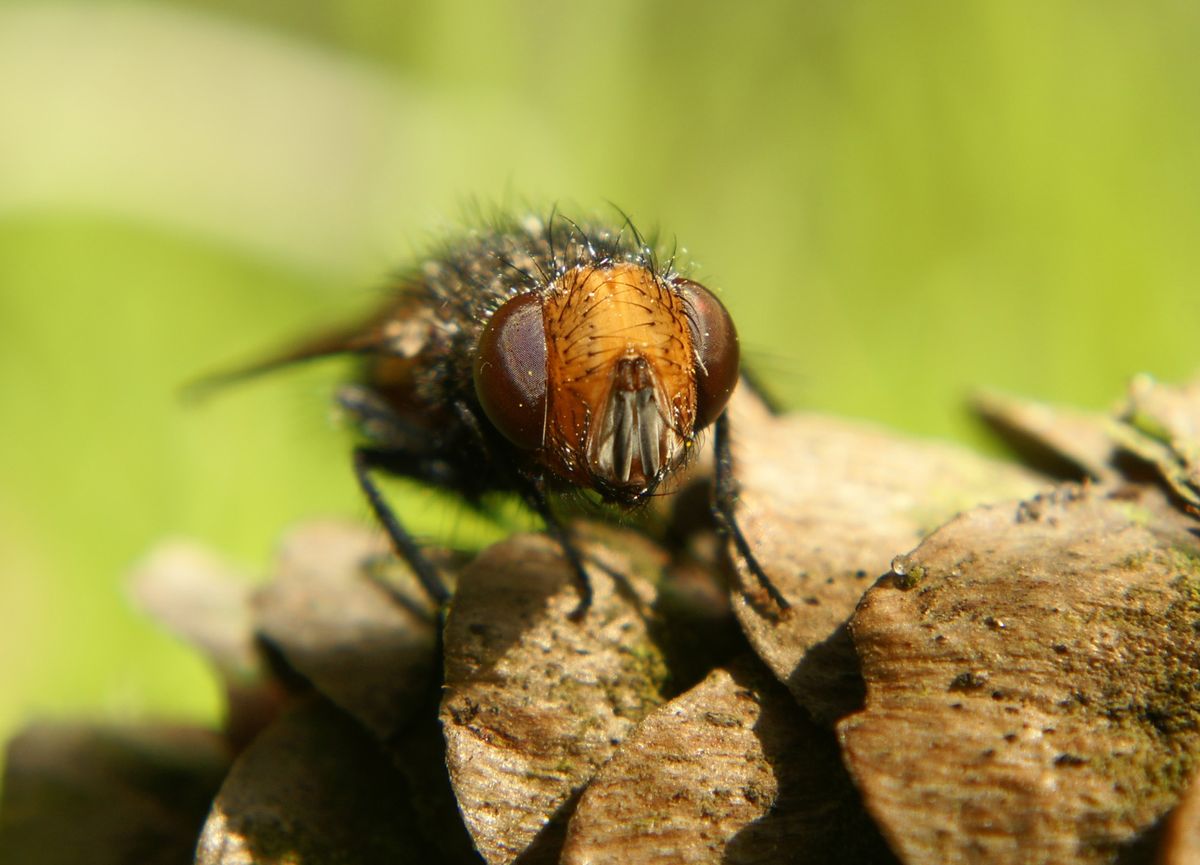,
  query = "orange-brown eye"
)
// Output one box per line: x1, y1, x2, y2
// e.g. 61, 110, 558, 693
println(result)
675, 279, 739, 430
473, 292, 548, 450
